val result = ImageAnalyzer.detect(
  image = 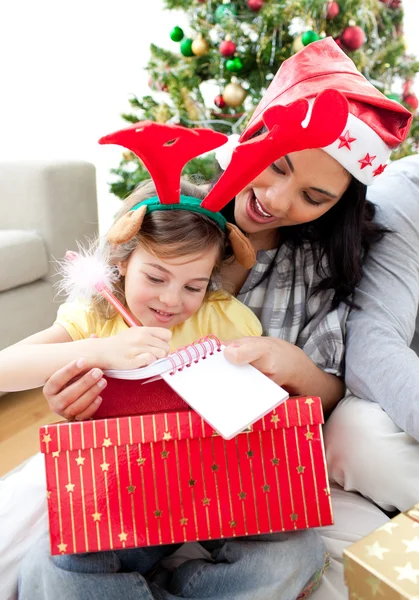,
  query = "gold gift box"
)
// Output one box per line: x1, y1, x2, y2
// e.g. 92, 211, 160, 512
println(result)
344, 503, 419, 599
